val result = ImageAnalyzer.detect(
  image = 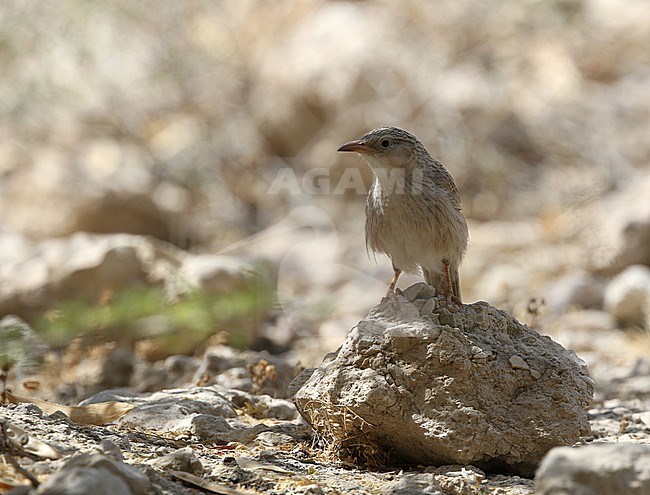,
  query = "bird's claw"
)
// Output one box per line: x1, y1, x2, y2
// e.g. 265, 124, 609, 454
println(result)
443, 291, 462, 309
